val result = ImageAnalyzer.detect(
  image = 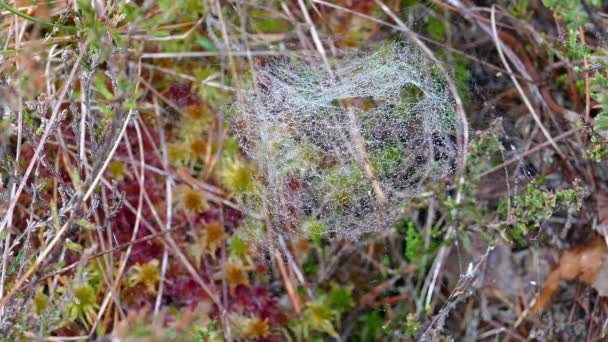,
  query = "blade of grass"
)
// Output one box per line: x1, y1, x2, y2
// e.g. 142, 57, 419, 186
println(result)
0, 2, 41, 24
0, 48, 21, 55
0, 1, 76, 32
